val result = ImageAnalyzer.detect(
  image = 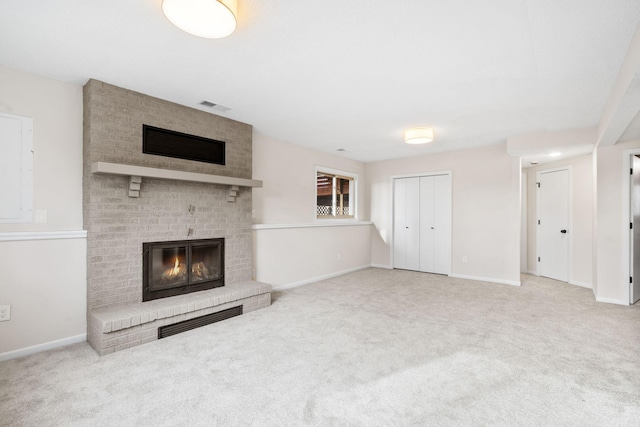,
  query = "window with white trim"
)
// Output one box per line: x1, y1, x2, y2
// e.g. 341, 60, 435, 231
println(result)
316, 169, 356, 219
